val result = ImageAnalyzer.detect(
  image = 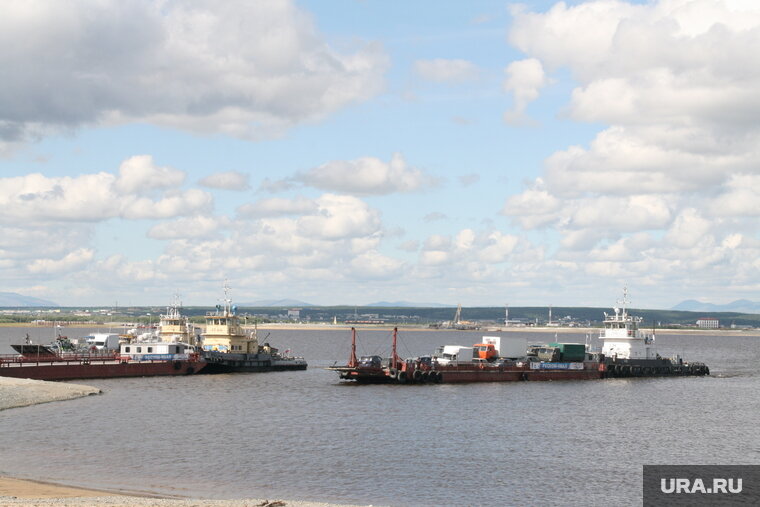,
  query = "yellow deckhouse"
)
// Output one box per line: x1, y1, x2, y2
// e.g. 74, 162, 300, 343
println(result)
158, 295, 198, 346
201, 285, 258, 354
